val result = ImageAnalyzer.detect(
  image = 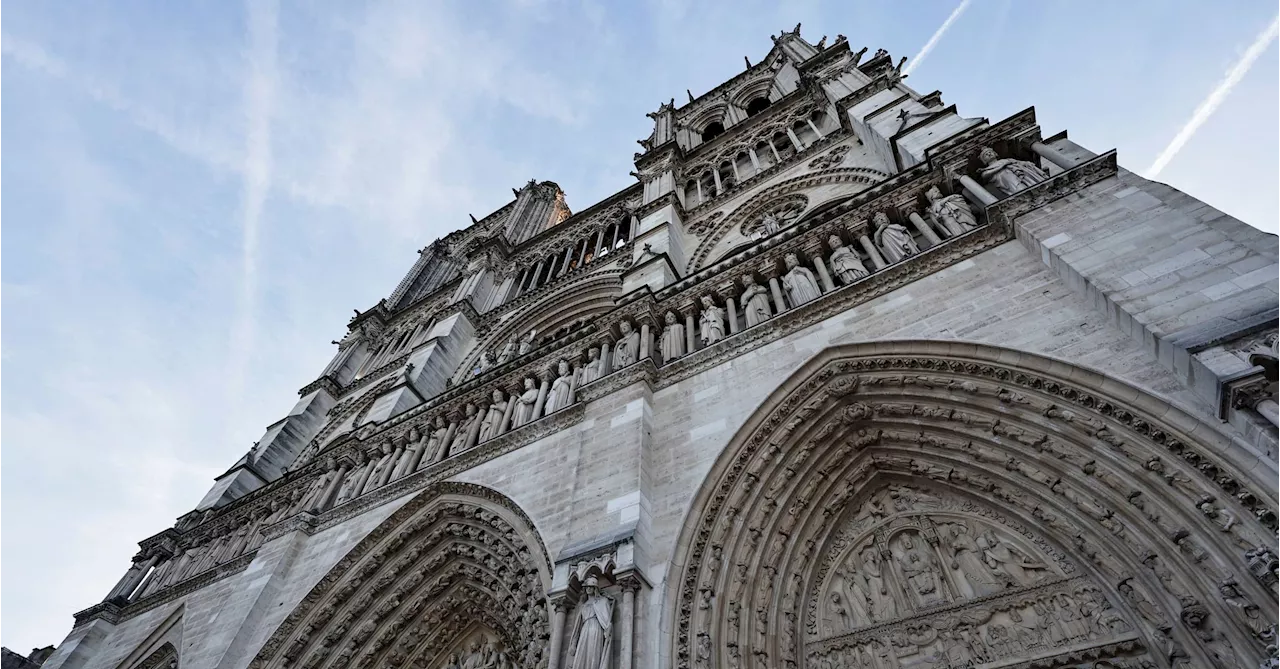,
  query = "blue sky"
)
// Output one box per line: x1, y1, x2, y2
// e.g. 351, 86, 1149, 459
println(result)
2, 0, 1276, 653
